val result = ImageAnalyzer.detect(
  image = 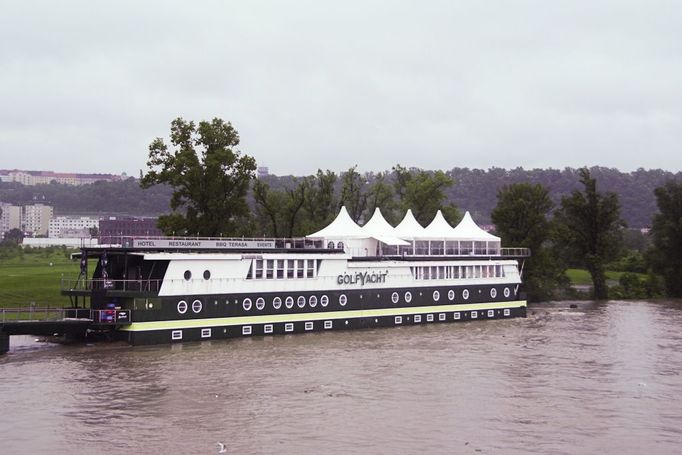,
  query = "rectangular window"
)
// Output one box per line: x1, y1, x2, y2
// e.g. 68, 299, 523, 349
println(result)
504, 309, 510, 316
471, 311, 478, 319
324, 320, 333, 329
264, 324, 273, 334
171, 330, 182, 340
201, 328, 211, 338
454, 312, 461, 320
438, 266, 445, 279
242, 326, 252, 335
427, 314, 434, 322
297, 259, 304, 278
423, 267, 430, 280
414, 314, 422, 323
394, 316, 402, 324
305, 321, 313, 331
474, 266, 481, 278
439, 313, 446, 321
454, 266, 460, 279
431, 266, 438, 280
285, 323, 294, 332
306, 260, 315, 278
255, 259, 263, 279
266, 259, 274, 279
277, 260, 284, 279
488, 310, 495, 317
287, 259, 295, 278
